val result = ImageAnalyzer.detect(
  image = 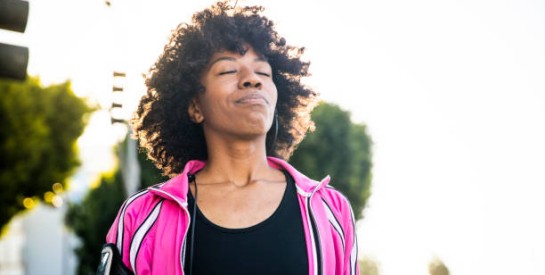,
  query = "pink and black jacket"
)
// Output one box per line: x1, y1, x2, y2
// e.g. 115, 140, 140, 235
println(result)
105, 157, 360, 275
